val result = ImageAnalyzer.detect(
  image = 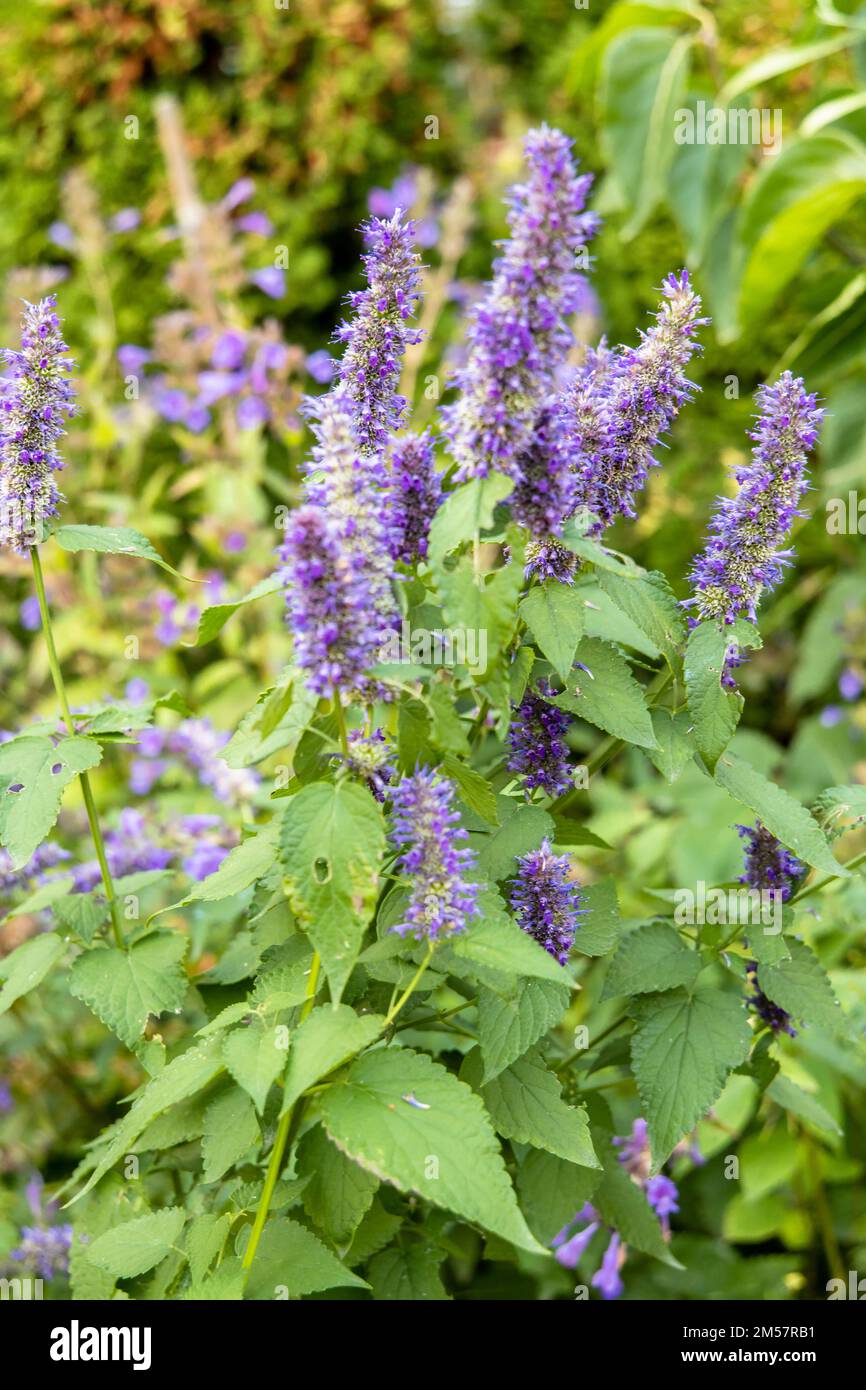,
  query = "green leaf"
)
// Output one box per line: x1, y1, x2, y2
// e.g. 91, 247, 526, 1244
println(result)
0, 734, 102, 869
440, 753, 498, 825
186, 1214, 233, 1287
713, 753, 847, 877
646, 709, 693, 783
451, 886, 572, 984
517, 1148, 602, 1245
298, 1126, 379, 1246
597, 569, 686, 669
602, 921, 701, 999
630, 986, 752, 1171
54, 523, 192, 581
0, 932, 65, 1017
68, 1037, 225, 1203
243, 1216, 369, 1300
280, 782, 386, 1002
574, 878, 621, 957
719, 33, 858, 105
223, 1020, 287, 1113
476, 804, 554, 881
201, 1087, 260, 1182
756, 939, 848, 1036
478, 977, 570, 1083
592, 1125, 681, 1266
177, 821, 280, 907
279, 1004, 384, 1116
69, 931, 188, 1048
87, 1208, 186, 1279
53, 890, 109, 945
368, 1243, 449, 1300
464, 1046, 599, 1169
427, 473, 514, 570
552, 639, 657, 750
735, 132, 866, 330
685, 621, 759, 771
320, 1047, 546, 1253
600, 27, 694, 238
519, 583, 586, 682
767, 1074, 842, 1136
192, 574, 283, 646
